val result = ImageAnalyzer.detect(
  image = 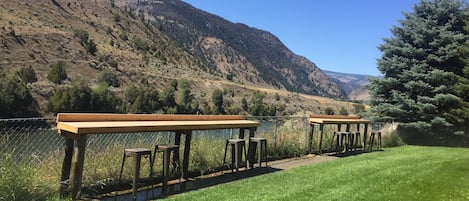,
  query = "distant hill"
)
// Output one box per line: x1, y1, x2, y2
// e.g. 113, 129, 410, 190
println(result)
324, 70, 381, 101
